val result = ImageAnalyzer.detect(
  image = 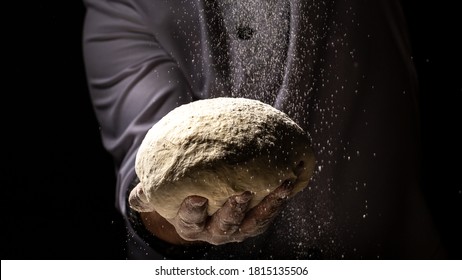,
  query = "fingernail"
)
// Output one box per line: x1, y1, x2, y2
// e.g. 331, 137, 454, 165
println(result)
235, 191, 253, 204
189, 196, 208, 208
